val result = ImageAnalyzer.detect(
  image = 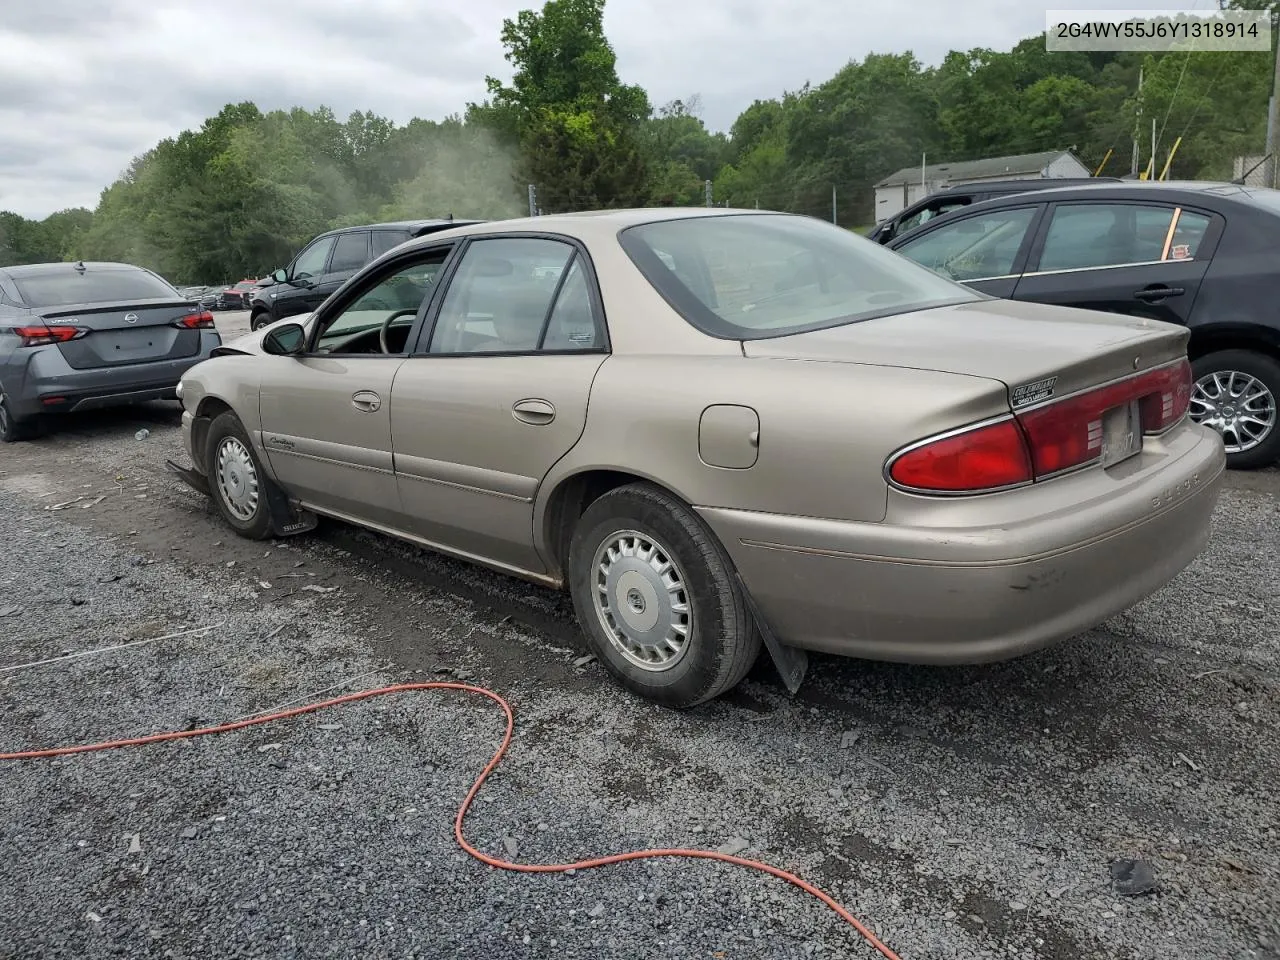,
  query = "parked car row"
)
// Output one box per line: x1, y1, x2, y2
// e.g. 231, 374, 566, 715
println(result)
3, 188, 1272, 707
